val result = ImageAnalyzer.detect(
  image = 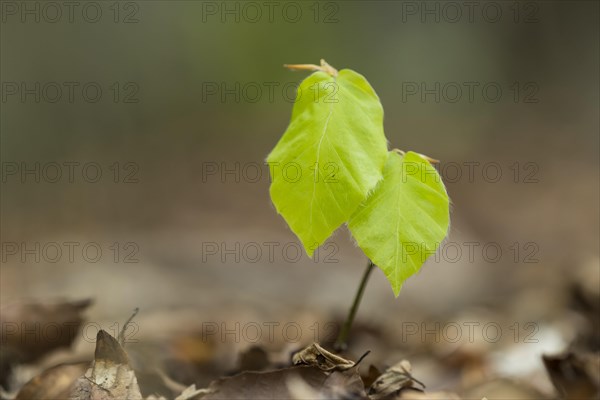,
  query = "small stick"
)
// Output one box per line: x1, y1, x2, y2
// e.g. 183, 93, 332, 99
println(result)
284, 59, 338, 77
119, 307, 139, 346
